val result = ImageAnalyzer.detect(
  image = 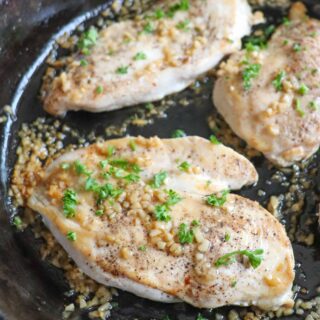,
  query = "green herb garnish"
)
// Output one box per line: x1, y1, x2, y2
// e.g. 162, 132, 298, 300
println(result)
96, 85, 103, 94
80, 59, 88, 67
242, 63, 261, 90
167, 0, 189, 18
74, 160, 91, 176
272, 70, 286, 91
95, 209, 104, 216
154, 204, 171, 222
178, 223, 194, 244
67, 231, 77, 241
209, 134, 221, 145
134, 52, 147, 61
298, 83, 310, 95
171, 129, 186, 138
149, 171, 167, 188
13, 216, 22, 229
191, 220, 200, 227
116, 65, 129, 75
295, 99, 305, 117
138, 245, 147, 251
143, 21, 154, 33
224, 233, 231, 242
206, 190, 229, 207
293, 43, 302, 52
178, 161, 191, 172
196, 314, 208, 320
61, 162, 71, 170
63, 189, 78, 218
77, 26, 98, 54
176, 19, 190, 31
129, 140, 137, 151
215, 249, 264, 269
